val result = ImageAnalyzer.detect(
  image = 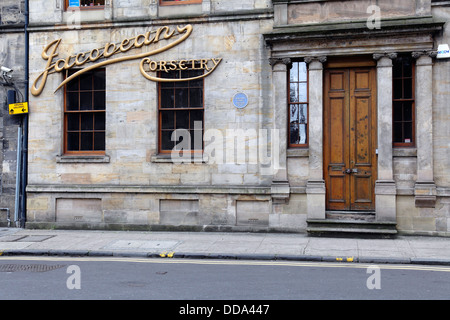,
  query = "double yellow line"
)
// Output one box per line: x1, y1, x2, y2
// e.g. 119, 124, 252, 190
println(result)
1, 255, 450, 273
